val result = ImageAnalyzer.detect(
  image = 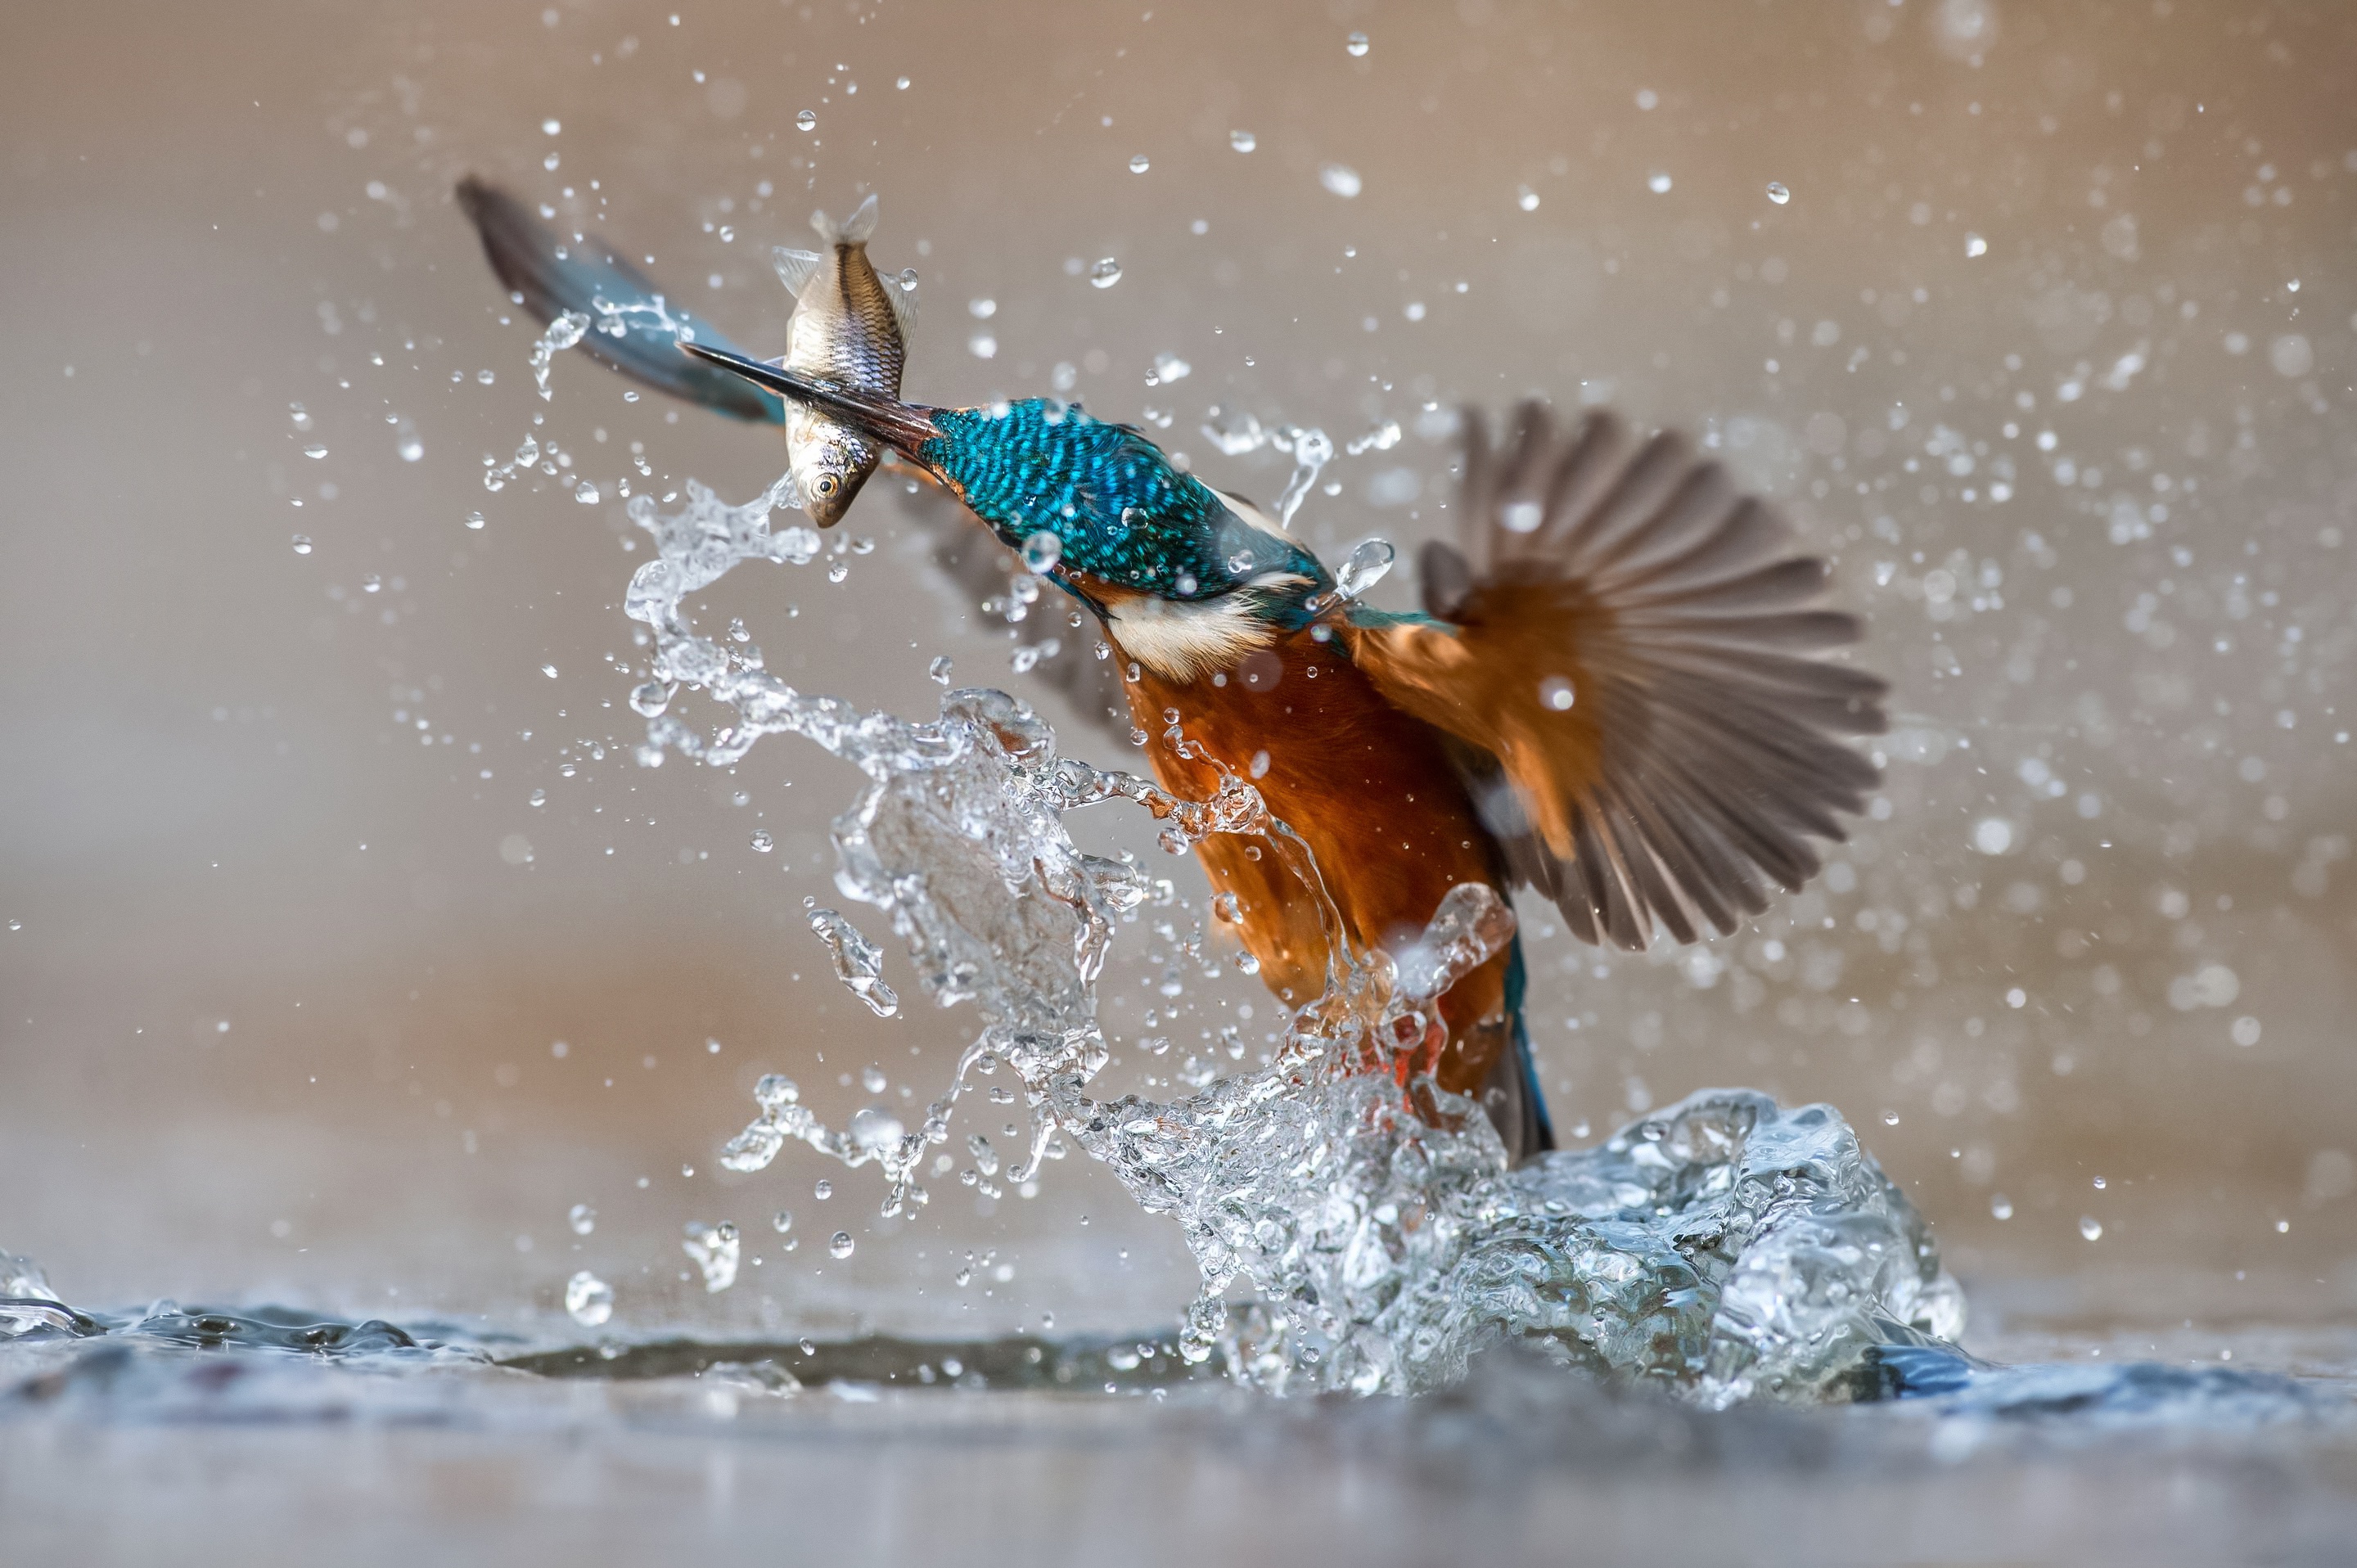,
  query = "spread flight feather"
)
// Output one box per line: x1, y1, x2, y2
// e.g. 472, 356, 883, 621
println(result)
1341, 403, 1888, 953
